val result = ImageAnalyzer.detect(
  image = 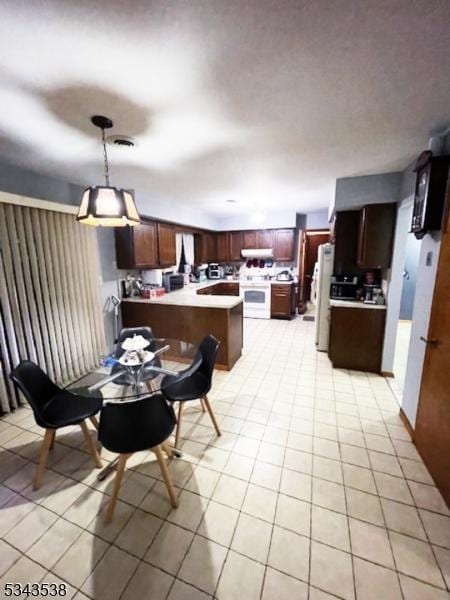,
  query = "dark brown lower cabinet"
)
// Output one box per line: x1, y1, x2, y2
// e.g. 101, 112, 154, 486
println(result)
197, 282, 239, 296
329, 306, 386, 373
271, 284, 294, 319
